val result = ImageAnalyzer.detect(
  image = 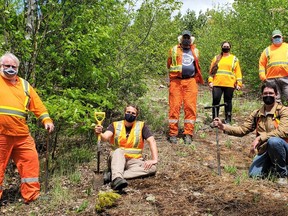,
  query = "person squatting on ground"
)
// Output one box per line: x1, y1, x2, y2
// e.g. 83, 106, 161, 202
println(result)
0, 52, 54, 203
208, 41, 242, 124
213, 82, 288, 184
167, 30, 204, 144
94, 105, 158, 191
259, 29, 288, 103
